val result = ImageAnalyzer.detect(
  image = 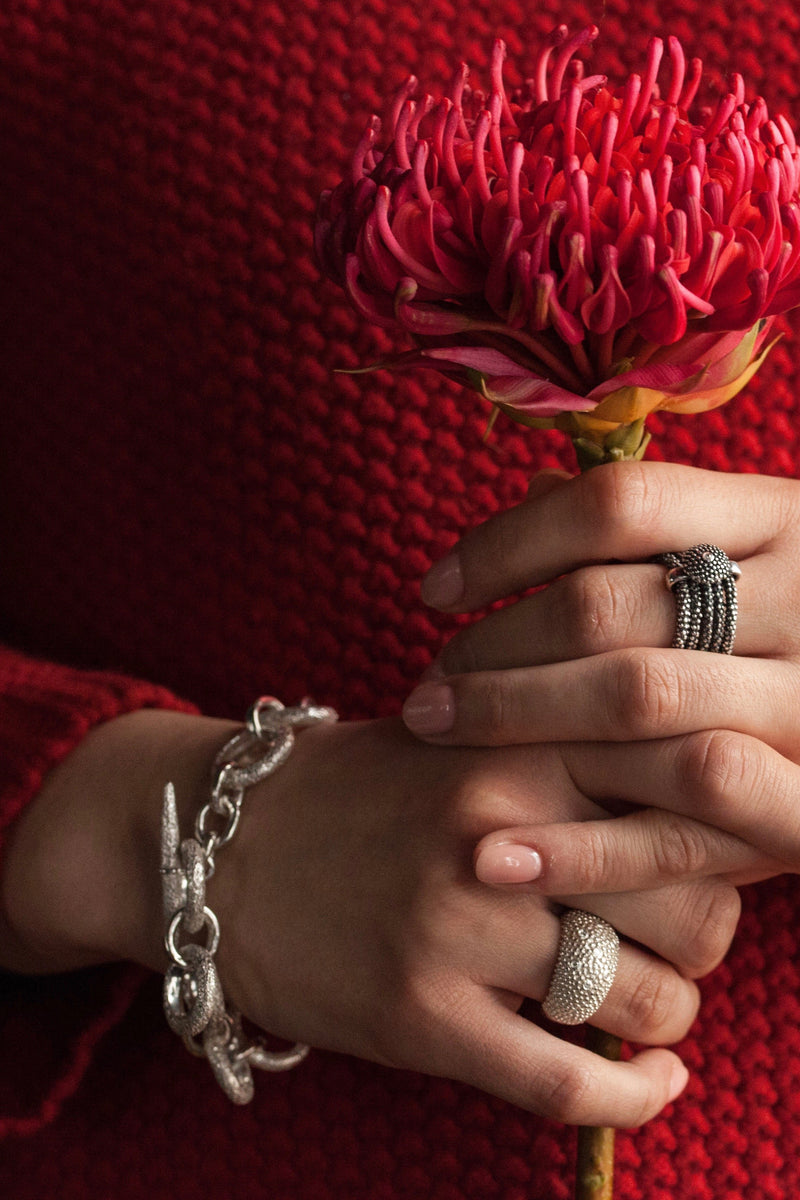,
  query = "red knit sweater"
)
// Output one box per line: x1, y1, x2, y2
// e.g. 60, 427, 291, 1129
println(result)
1, 2, 799, 1196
